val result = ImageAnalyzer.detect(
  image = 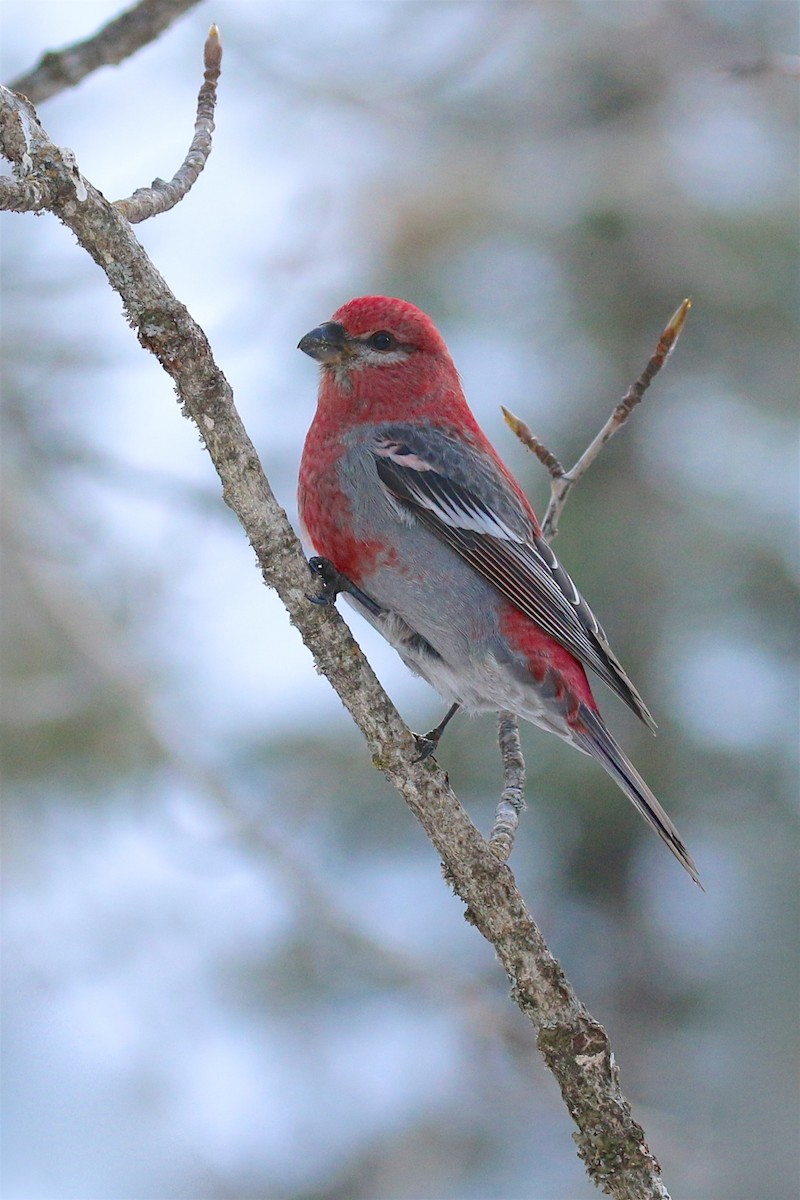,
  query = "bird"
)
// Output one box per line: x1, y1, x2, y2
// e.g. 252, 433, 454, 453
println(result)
297, 295, 700, 885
